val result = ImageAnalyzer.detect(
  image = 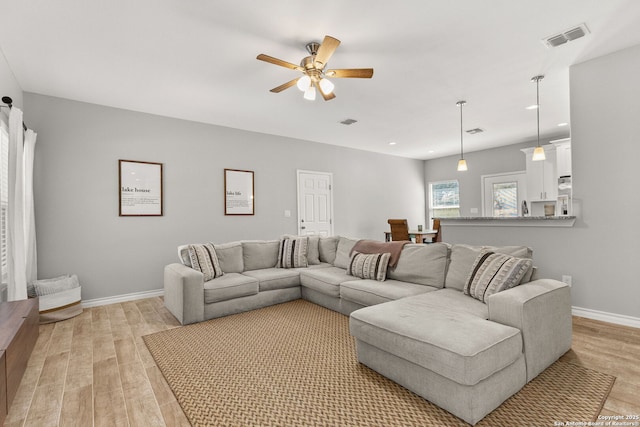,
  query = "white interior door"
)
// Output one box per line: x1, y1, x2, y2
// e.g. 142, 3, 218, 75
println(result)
481, 172, 527, 217
297, 170, 334, 236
